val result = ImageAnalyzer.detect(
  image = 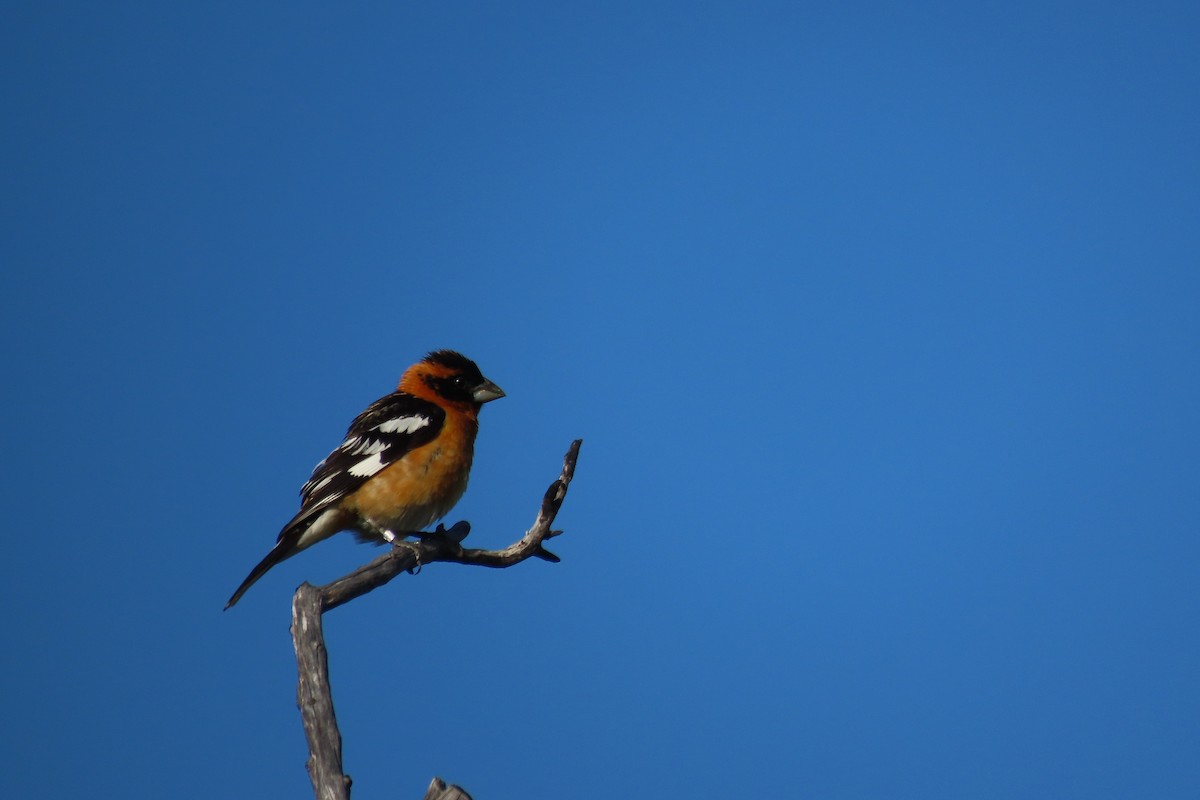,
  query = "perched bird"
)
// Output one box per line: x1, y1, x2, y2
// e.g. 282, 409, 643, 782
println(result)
225, 350, 504, 609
